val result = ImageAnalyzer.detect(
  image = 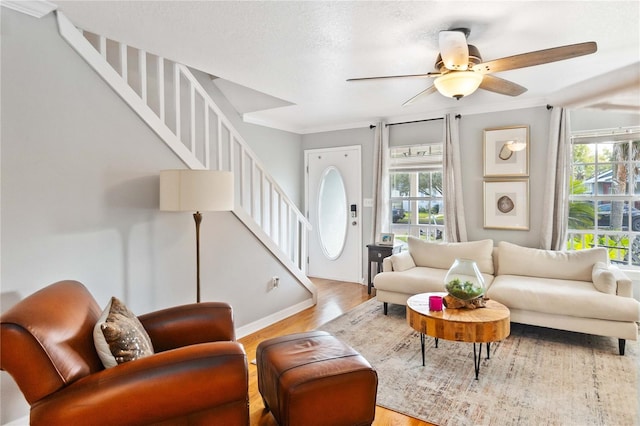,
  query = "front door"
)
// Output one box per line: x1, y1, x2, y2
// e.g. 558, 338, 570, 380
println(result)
305, 146, 362, 283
